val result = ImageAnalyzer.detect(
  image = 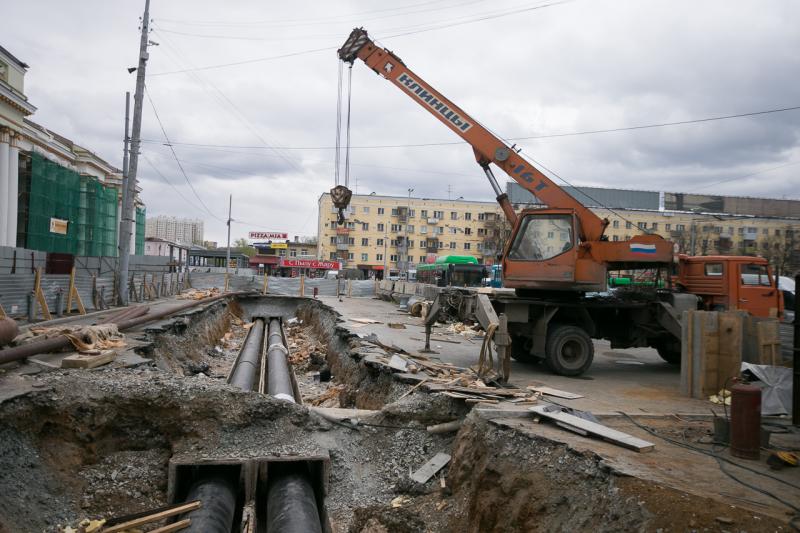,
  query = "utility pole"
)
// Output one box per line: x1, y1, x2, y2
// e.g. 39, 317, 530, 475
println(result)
226, 194, 232, 277
404, 188, 413, 278
116, 92, 131, 304
118, 0, 151, 305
